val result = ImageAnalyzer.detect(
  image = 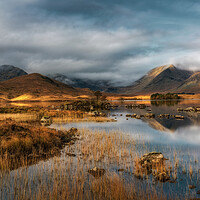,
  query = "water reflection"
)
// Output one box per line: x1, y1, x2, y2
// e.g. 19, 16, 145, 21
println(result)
51, 100, 200, 146
151, 100, 180, 106
173, 126, 200, 145
122, 100, 200, 132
